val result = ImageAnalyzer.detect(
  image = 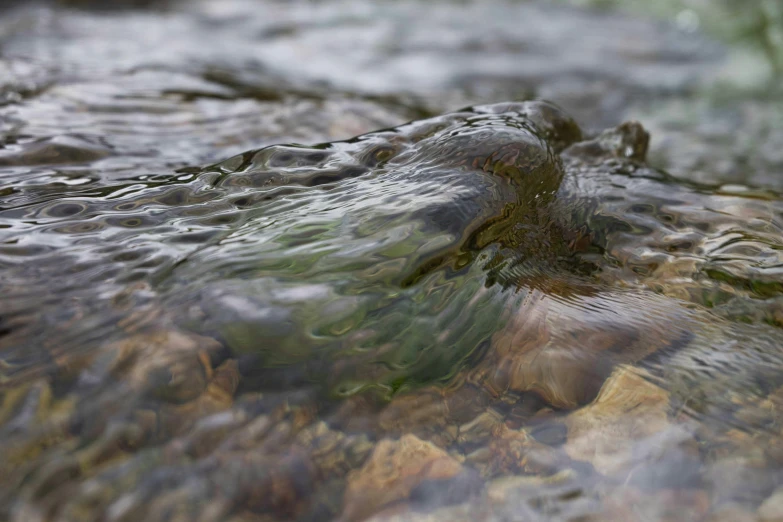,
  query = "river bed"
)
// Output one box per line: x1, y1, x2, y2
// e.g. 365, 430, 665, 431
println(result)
1, 1, 783, 521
